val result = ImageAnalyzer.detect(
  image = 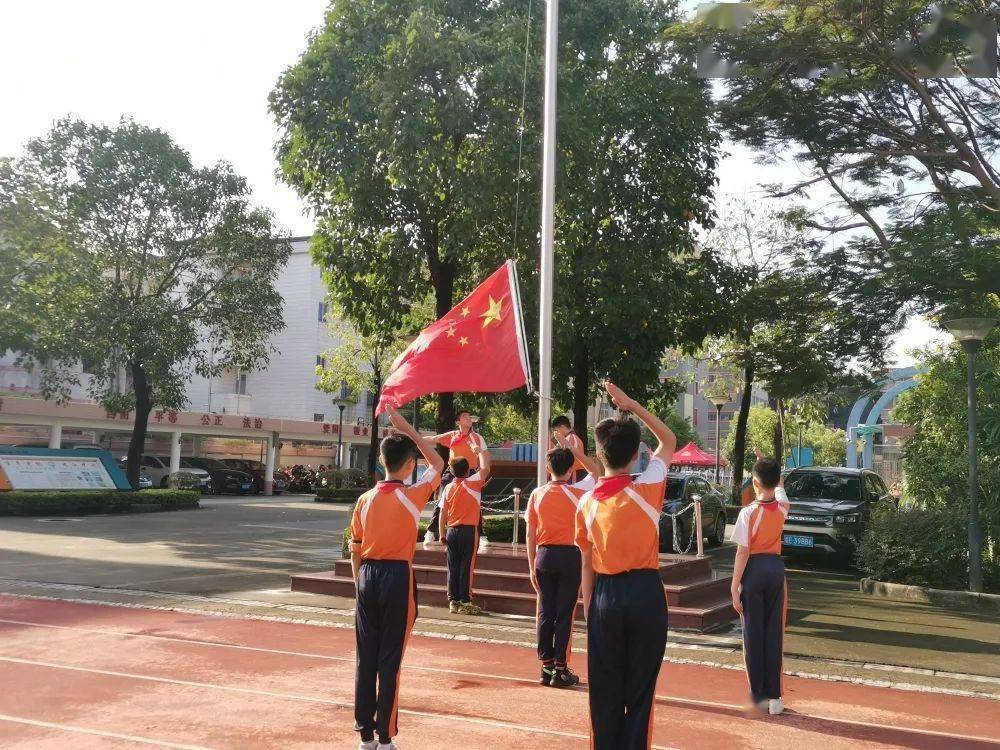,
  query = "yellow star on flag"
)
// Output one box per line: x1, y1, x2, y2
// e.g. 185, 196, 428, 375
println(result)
445, 325, 457, 338
461, 306, 471, 318
459, 336, 470, 346
480, 296, 503, 328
